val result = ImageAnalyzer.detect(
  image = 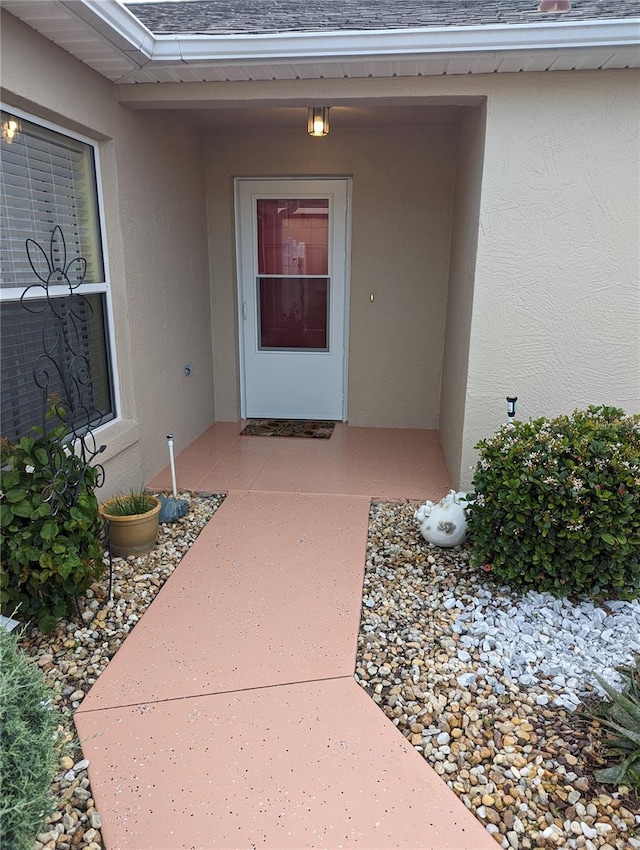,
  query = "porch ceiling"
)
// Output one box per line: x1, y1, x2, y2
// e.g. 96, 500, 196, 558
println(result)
3, 0, 639, 85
